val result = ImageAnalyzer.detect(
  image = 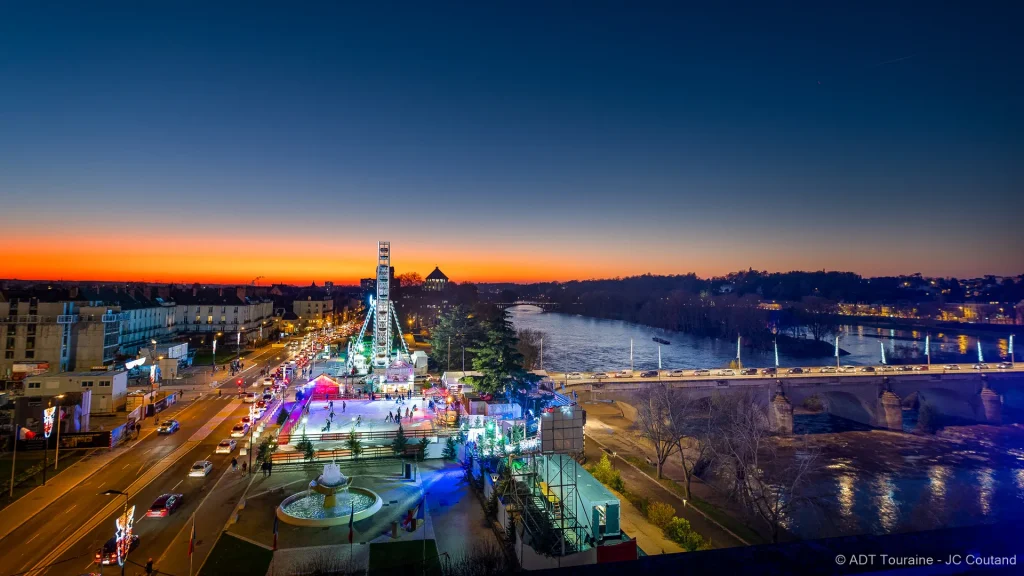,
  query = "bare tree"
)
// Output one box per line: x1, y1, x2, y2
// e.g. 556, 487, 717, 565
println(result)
633, 386, 683, 478
798, 296, 838, 342
707, 390, 822, 543
515, 328, 545, 370
666, 391, 714, 499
